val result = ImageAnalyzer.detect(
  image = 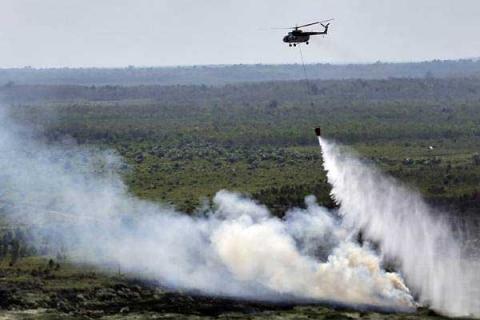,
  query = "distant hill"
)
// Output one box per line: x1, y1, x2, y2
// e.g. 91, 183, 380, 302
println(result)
1, 59, 480, 86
